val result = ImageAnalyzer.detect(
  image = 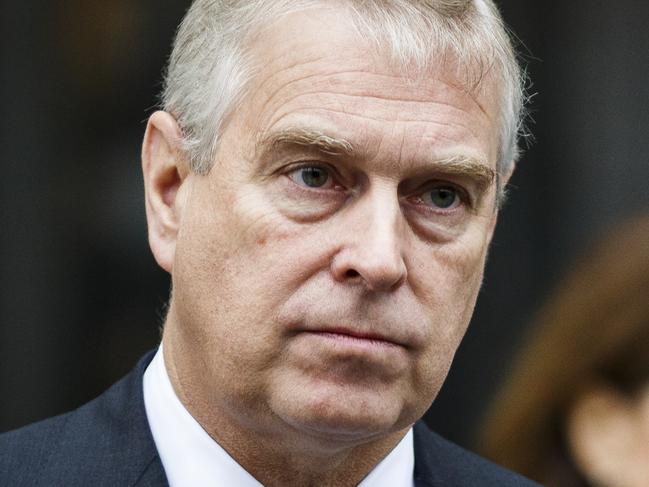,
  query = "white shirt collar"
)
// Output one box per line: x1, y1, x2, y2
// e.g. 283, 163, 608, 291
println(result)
143, 345, 415, 487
